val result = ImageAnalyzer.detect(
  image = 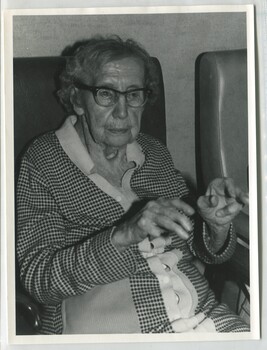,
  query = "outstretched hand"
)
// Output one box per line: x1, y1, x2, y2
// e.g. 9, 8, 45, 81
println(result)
197, 178, 248, 250
197, 178, 248, 225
